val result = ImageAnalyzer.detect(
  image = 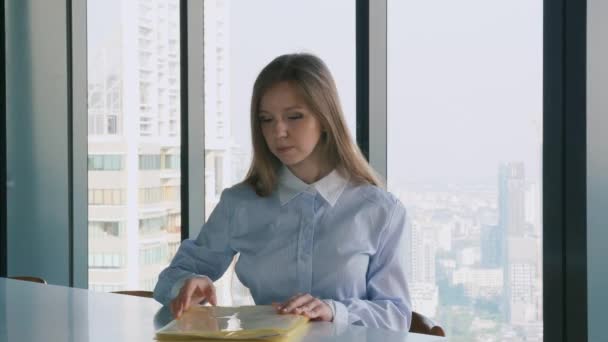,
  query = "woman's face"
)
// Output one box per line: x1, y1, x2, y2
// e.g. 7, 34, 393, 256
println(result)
258, 81, 324, 170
